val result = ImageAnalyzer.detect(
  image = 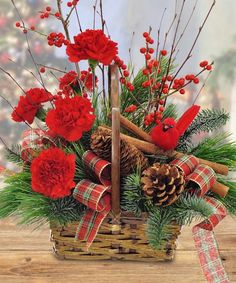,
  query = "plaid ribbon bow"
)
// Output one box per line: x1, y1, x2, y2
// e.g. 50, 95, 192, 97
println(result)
172, 155, 229, 283
73, 150, 111, 249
